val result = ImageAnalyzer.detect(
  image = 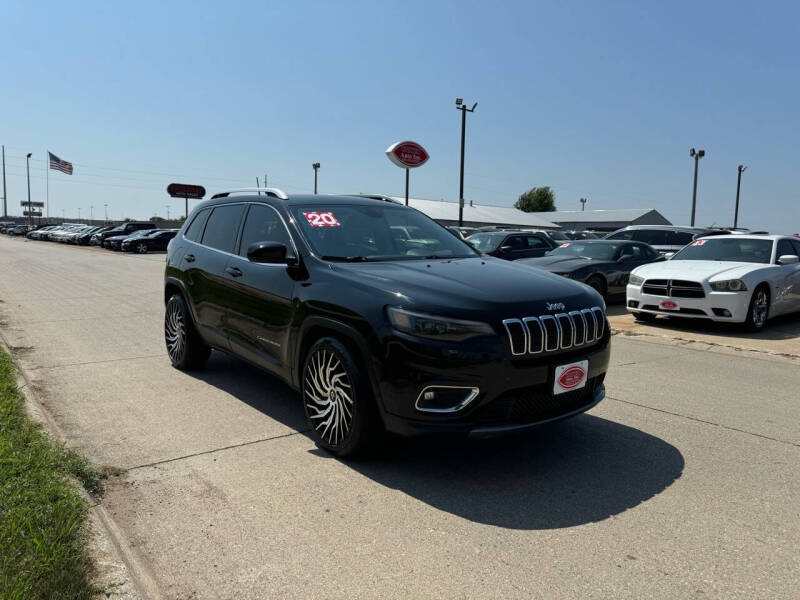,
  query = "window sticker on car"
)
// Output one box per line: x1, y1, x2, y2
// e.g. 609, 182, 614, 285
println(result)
692, 239, 707, 246
303, 211, 341, 228
559, 243, 571, 248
